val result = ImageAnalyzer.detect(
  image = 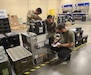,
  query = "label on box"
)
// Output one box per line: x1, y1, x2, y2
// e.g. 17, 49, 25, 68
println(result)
0, 10, 8, 19
39, 27, 43, 33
